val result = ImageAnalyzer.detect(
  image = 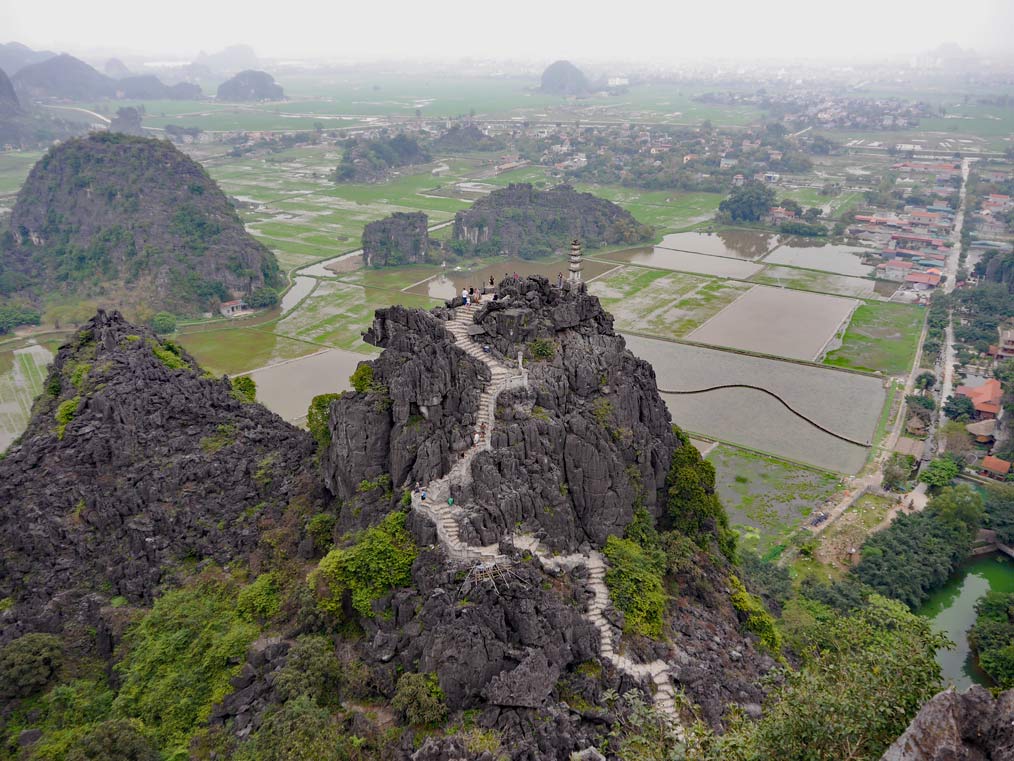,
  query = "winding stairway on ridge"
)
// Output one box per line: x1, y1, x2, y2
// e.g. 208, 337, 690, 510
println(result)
409, 302, 682, 725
